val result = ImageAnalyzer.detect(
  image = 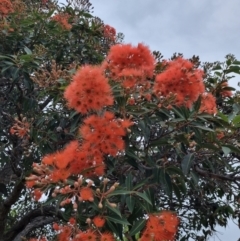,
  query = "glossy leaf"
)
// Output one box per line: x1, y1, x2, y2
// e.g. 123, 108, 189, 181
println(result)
106, 215, 130, 226
129, 219, 146, 236
181, 153, 194, 175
